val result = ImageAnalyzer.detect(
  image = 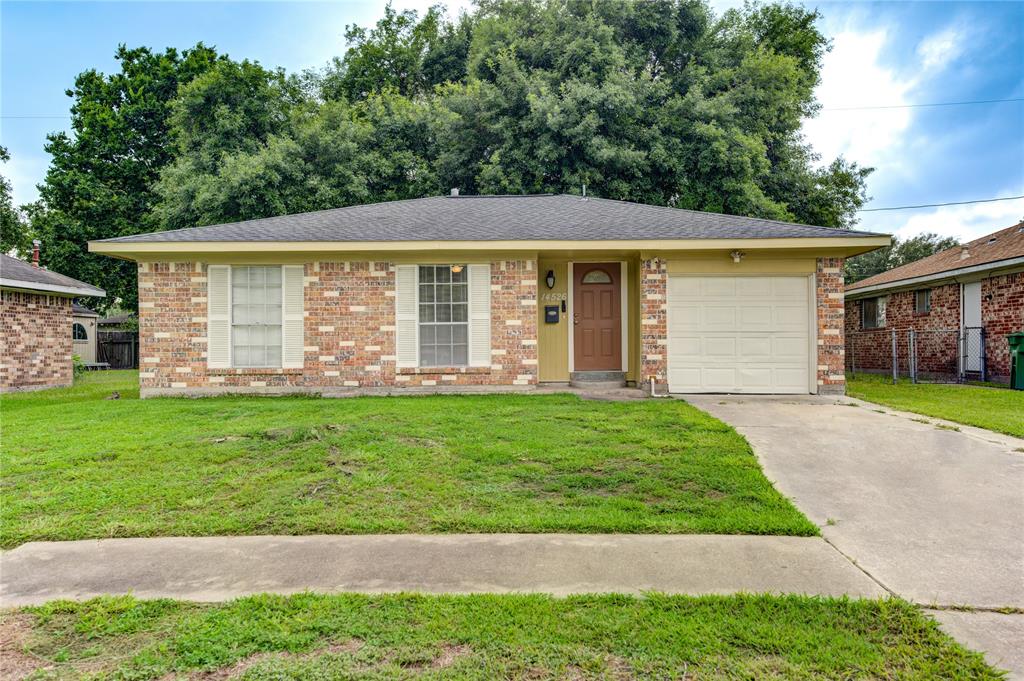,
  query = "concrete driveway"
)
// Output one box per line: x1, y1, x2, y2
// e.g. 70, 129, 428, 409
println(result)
686, 394, 1024, 676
